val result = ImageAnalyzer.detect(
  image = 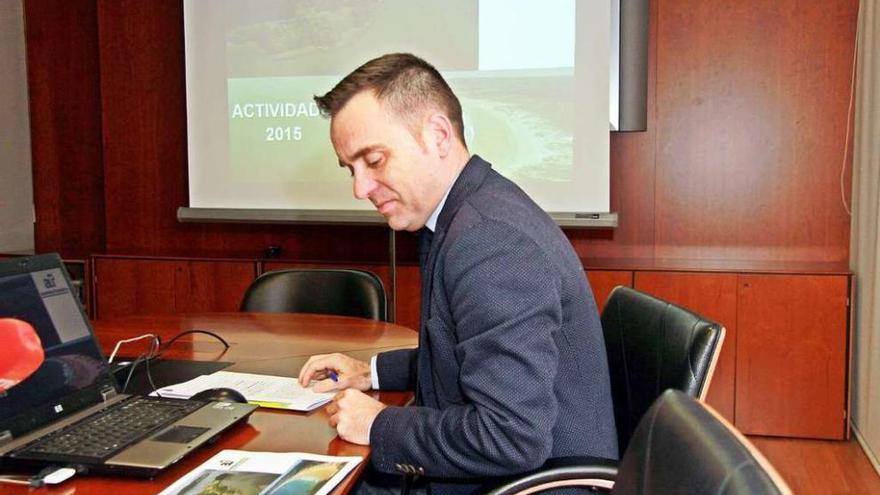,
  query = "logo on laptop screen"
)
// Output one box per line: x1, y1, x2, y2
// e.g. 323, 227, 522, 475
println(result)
53, 404, 63, 414
43, 274, 57, 289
